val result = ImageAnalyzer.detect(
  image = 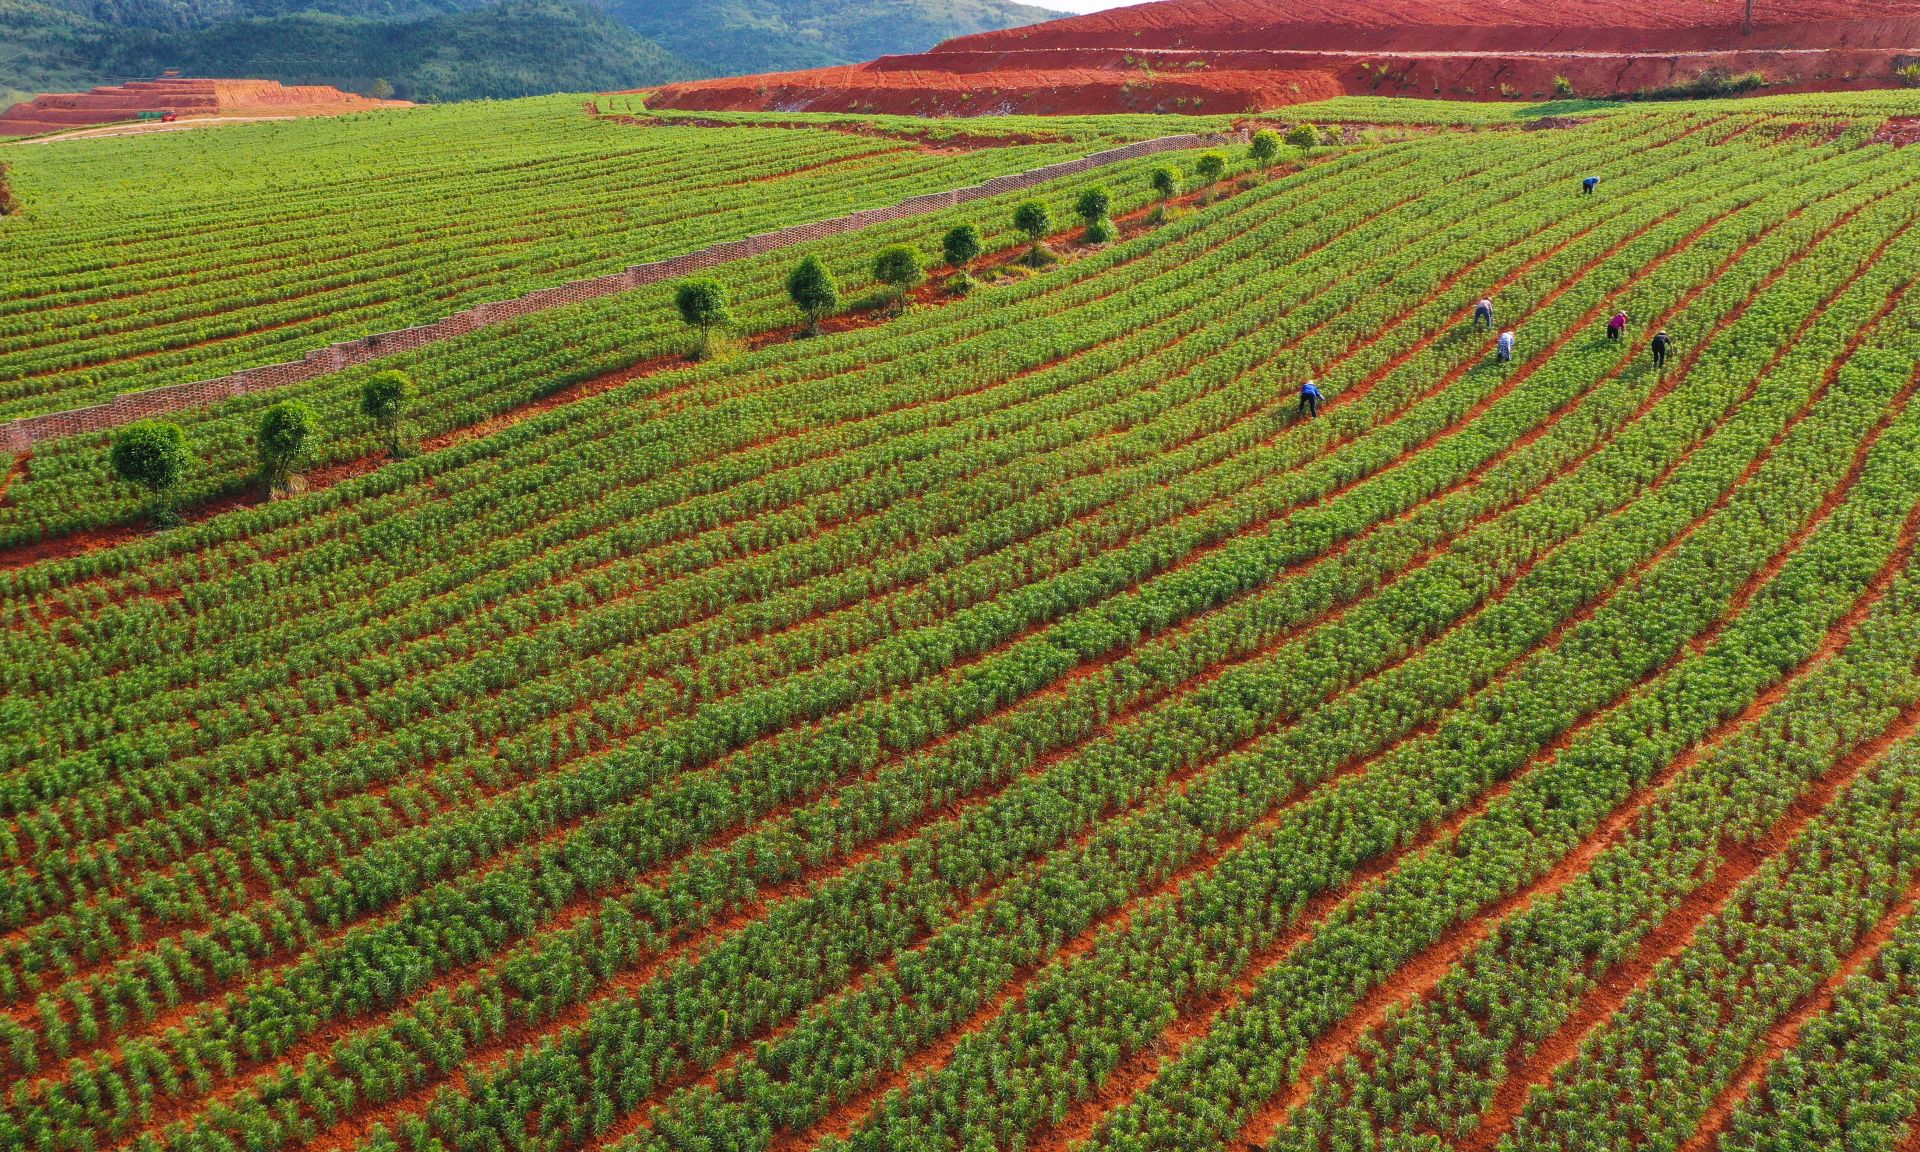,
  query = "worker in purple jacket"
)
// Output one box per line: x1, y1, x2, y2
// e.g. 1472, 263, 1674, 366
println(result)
1608, 309, 1629, 341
